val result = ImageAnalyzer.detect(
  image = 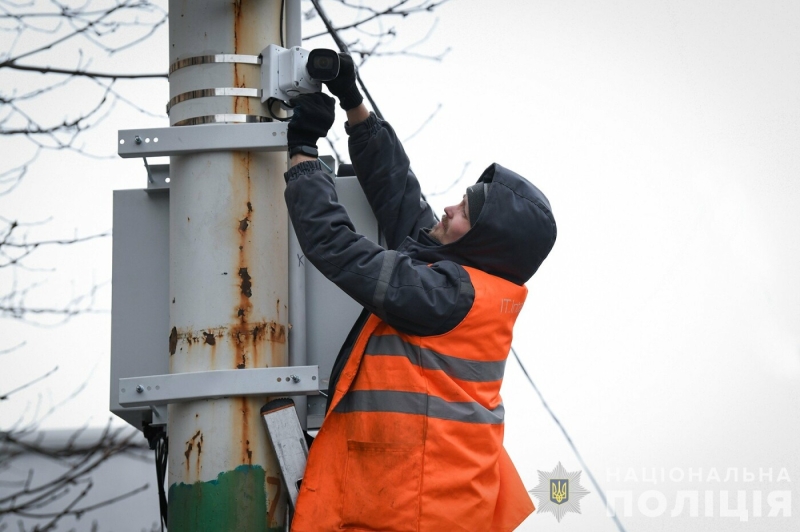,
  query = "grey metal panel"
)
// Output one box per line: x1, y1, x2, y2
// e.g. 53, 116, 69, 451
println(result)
110, 189, 170, 429
110, 172, 378, 431
305, 175, 379, 393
